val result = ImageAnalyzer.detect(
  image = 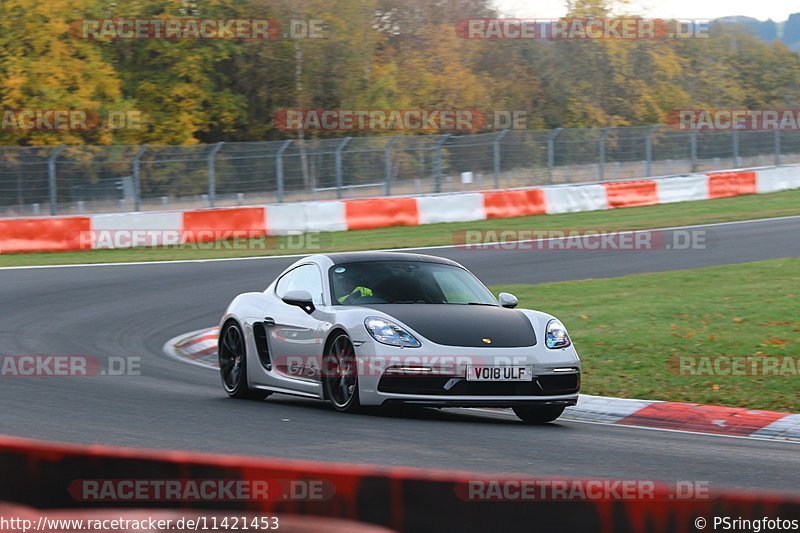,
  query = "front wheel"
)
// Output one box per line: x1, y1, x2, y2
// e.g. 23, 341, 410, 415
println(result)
322, 334, 361, 412
513, 405, 565, 424
219, 321, 271, 400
